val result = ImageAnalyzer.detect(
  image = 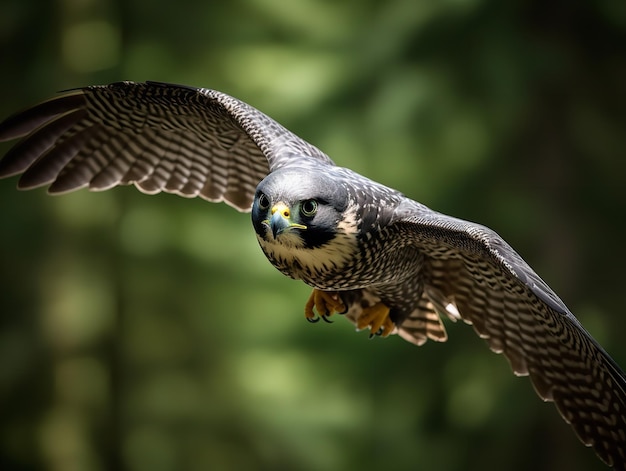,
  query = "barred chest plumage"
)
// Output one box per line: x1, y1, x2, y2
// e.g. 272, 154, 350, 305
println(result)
257, 221, 425, 292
